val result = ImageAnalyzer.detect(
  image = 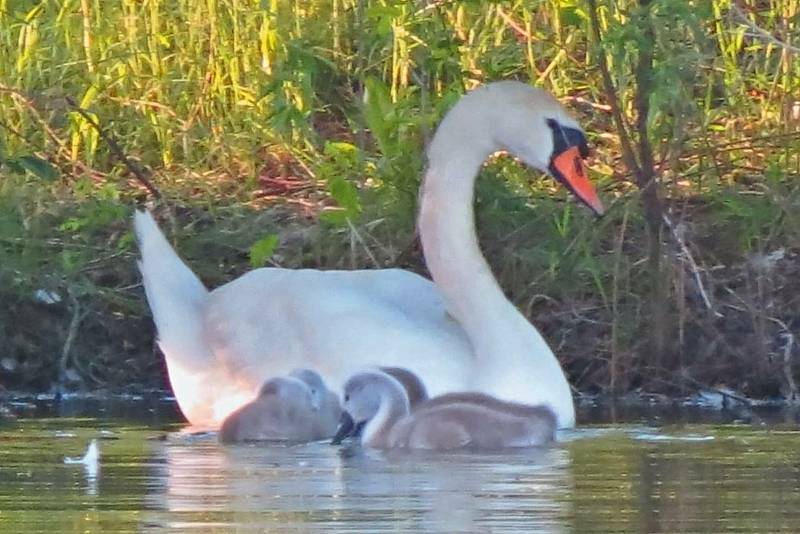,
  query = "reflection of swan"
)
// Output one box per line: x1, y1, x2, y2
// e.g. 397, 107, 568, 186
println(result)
64, 439, 100, 467
146, 437, 570, 532
63, 439, 100, 495
147, 438, 346, 528
135, 81, 602, 429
